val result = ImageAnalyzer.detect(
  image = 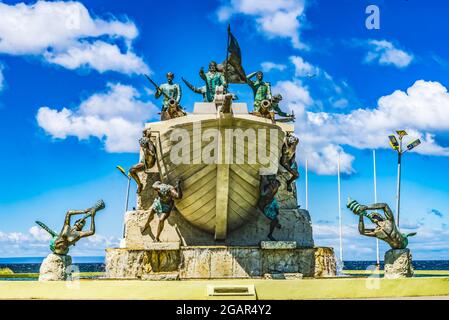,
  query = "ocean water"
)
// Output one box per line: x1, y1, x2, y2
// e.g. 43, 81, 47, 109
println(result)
1, 258, 449, 275
0, 256, 106, 274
